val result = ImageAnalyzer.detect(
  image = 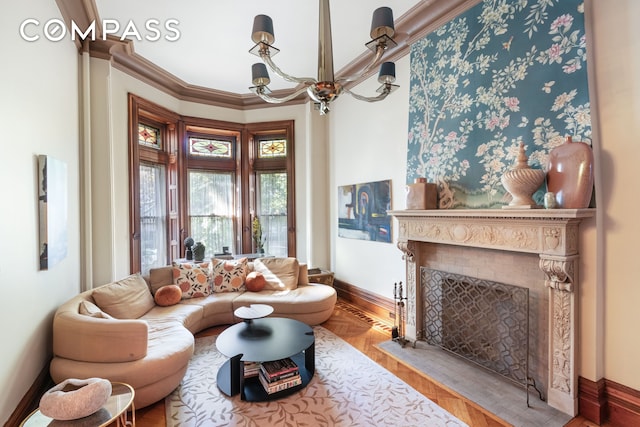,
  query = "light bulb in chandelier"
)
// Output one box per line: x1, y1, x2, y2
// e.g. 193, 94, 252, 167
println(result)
248, 0, 399, 114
